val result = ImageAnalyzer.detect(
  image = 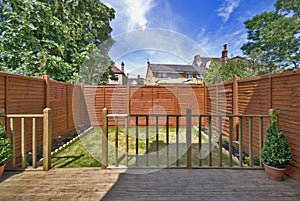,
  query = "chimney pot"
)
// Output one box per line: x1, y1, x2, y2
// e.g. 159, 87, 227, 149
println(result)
222, 44, 228, 60
121, 62, 125, 72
